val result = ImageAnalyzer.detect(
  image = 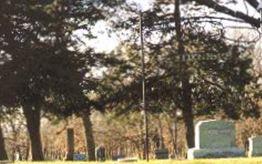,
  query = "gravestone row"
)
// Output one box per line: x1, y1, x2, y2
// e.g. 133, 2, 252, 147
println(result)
64, 120, 262, 161
81, 120, 262, 160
